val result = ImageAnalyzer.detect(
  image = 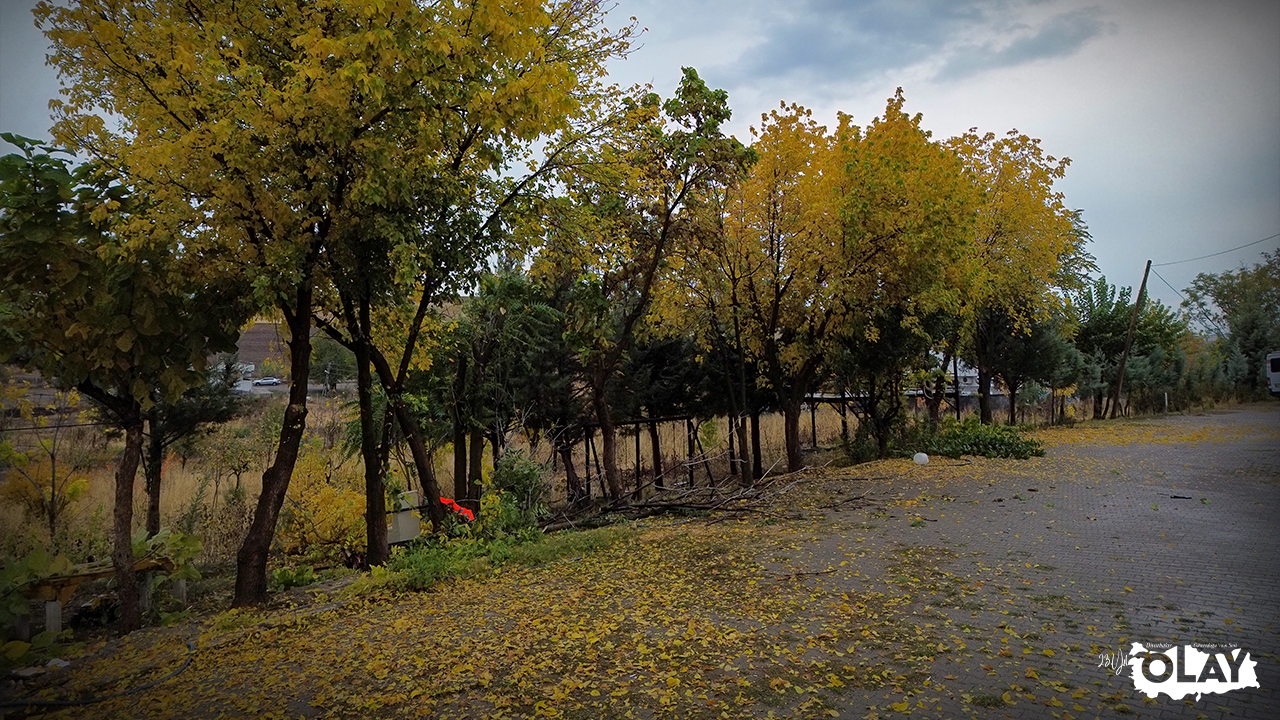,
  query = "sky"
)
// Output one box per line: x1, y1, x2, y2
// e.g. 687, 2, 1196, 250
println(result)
2, 0, 1278, 313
